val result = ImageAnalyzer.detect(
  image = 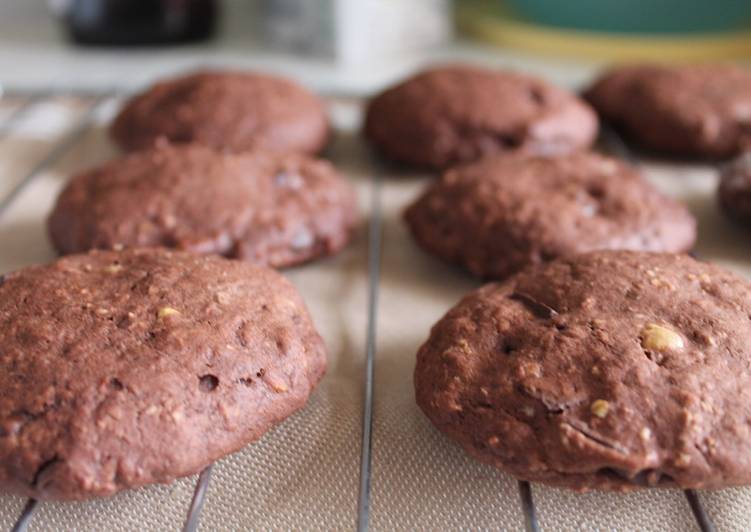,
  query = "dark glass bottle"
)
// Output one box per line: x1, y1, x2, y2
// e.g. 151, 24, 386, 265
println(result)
62, 0, 218, 46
